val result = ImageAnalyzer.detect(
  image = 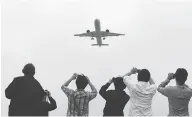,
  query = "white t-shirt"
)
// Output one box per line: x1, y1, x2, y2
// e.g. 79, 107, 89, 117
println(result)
123, 76, 157, 116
